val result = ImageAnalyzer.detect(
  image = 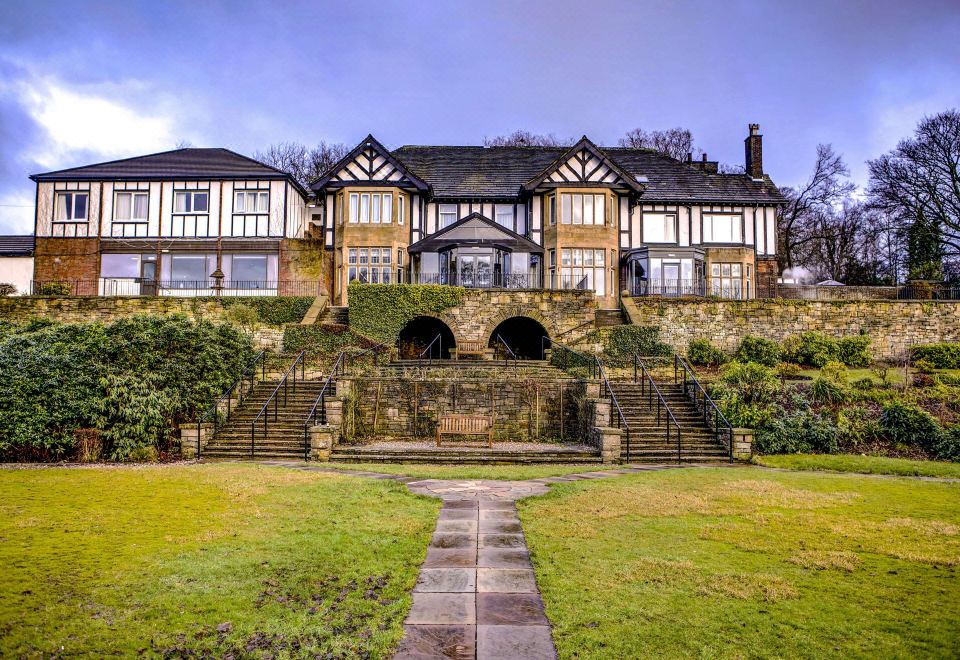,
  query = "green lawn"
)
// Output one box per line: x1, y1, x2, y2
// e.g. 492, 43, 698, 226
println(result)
0, 464, 438, 657
756, 453, 960, 479
520, 467, 960, 659
329, 462, 618, 480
